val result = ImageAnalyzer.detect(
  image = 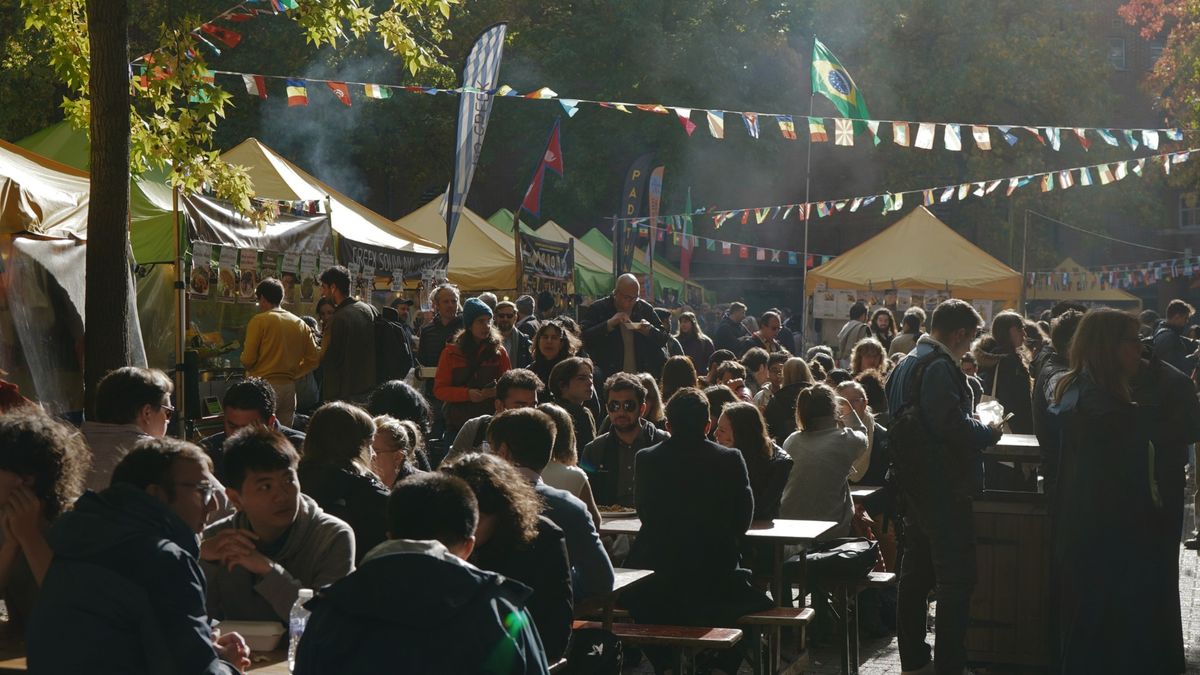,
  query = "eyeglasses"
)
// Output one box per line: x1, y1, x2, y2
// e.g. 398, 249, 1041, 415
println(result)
177, 481, 218, 504
160, 402, 176, 416
606, 399, 639, 413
